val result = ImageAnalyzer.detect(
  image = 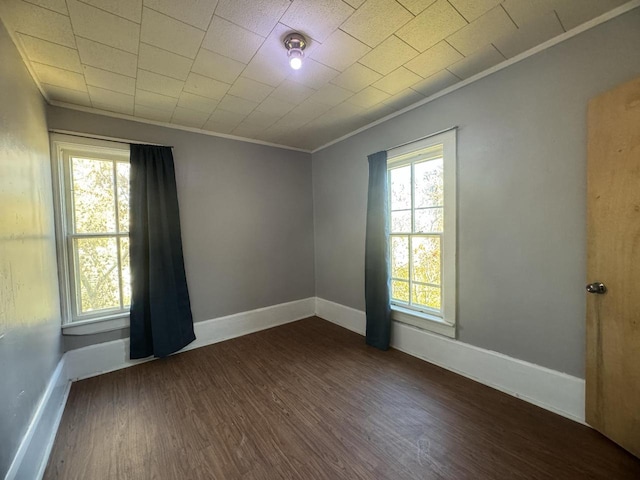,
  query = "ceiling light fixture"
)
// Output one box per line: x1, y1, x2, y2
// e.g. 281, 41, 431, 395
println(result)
284, 33, 306, 70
